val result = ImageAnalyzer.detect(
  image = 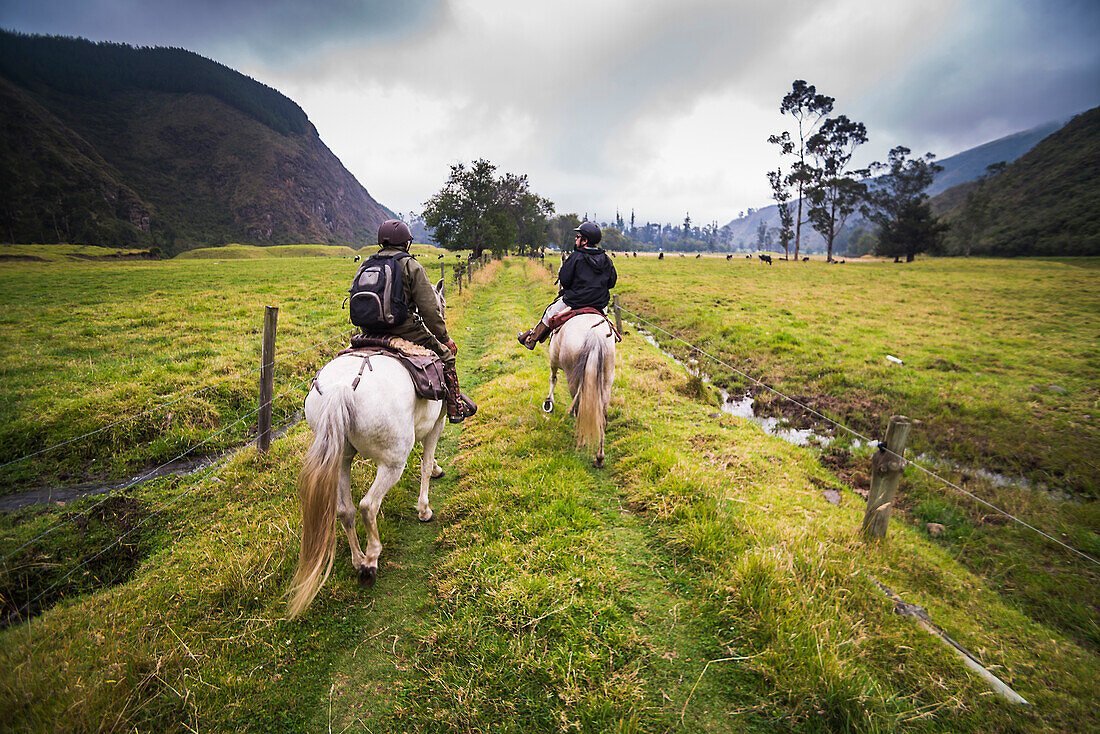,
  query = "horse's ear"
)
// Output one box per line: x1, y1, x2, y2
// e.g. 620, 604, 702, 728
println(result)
435, 277, 445, 295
